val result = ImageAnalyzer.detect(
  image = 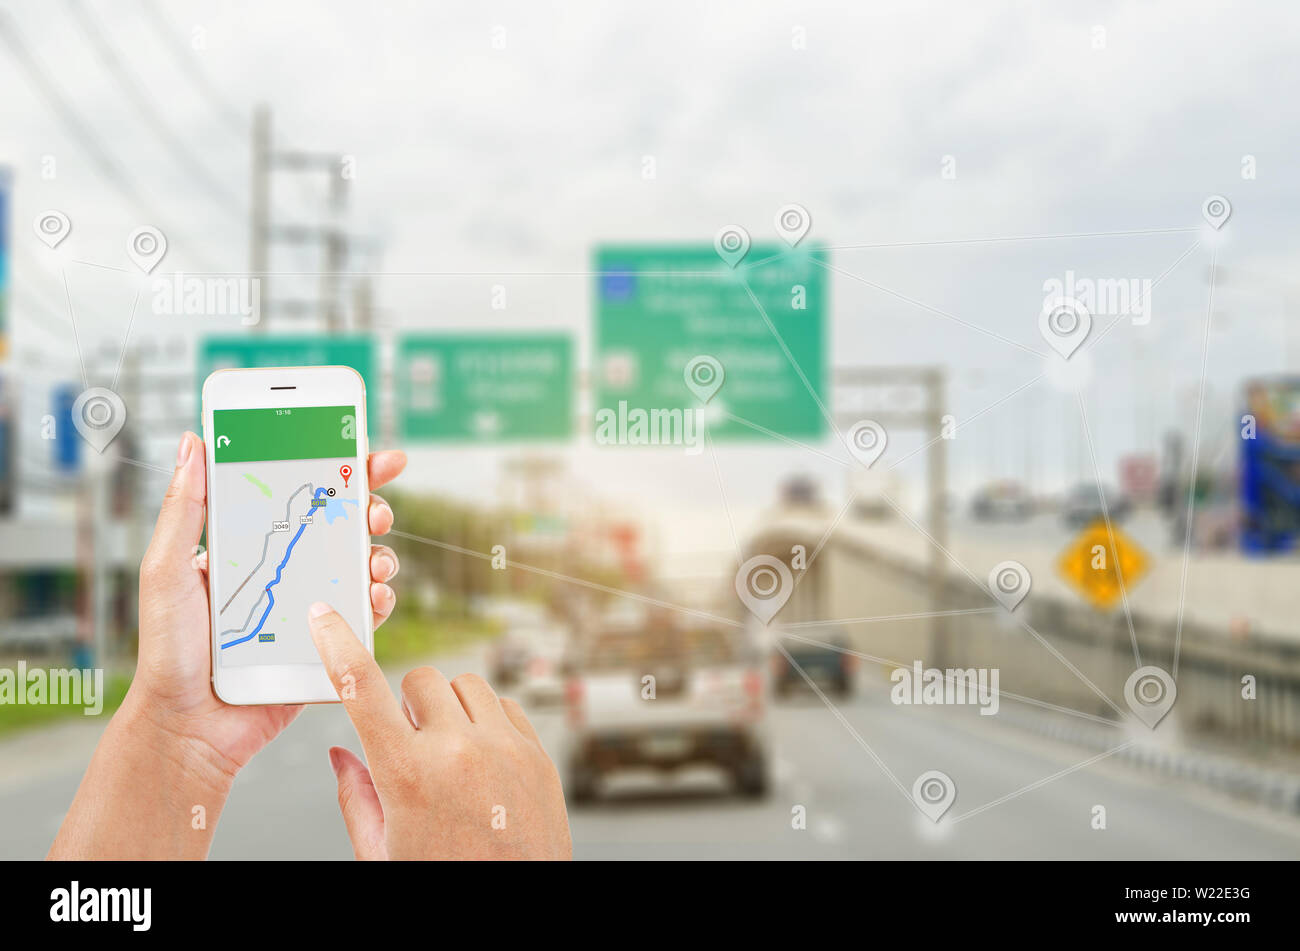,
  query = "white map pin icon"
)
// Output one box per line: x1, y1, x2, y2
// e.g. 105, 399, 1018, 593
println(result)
988, 560, 1030, 611
774, 203, 811, 247
1202, 195, 1231, 230
1124, 665, 1177, 729
684, 355, 725, 403
1039, 296, 1091, 360
714, 225, 751, 269
71, 386, 127, 453
912, 770, 956, 823
127, 226, 167, 274
34, 211, 71, 249
735, 554, 793, 625
846, 419, 887, 468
